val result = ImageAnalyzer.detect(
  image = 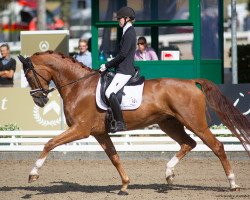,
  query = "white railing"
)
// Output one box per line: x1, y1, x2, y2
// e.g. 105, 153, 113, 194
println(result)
0, 129, 244, 152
